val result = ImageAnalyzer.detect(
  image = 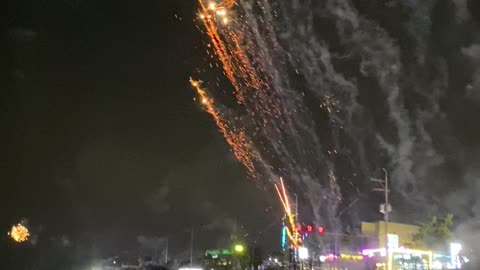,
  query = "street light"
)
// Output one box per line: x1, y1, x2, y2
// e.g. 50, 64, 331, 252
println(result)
234, 244, 245, 254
